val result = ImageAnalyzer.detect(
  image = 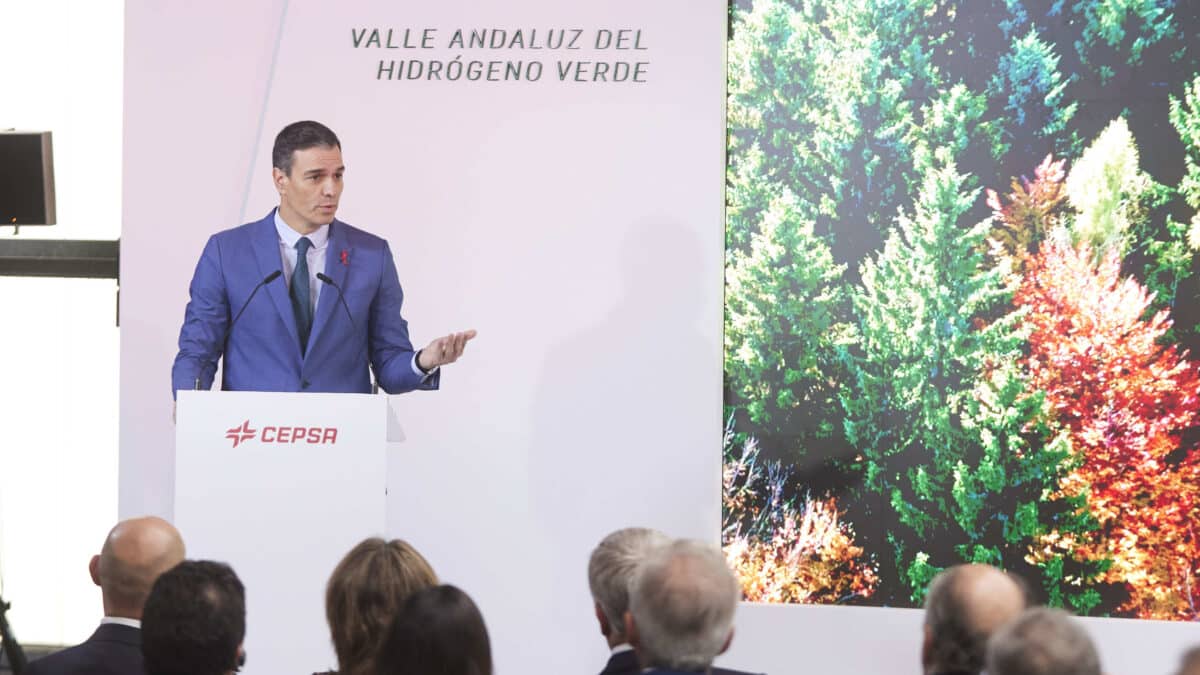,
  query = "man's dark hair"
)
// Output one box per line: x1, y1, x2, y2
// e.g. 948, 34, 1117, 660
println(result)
142, 560, 245, 675
923, 565, 1029, 675
272, 120, 341, 176
375, 584, 492, 675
